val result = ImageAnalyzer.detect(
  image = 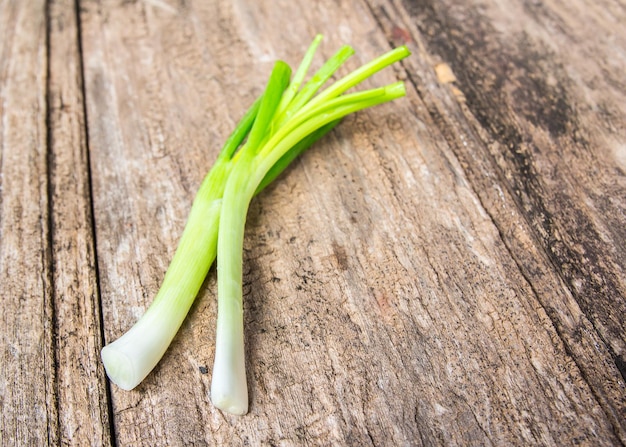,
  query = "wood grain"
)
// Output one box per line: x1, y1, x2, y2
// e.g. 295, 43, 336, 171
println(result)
0, 0, 56, 445
48, 0, 113, 444
0, 0, 624, 445
371, 0, 626, 440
